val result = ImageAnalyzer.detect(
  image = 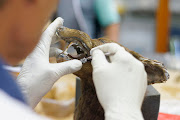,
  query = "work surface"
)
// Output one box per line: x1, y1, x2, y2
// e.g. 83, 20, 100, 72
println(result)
153, 69, 180, 117
34, 69, 180, 120
153, 69, 180, 100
